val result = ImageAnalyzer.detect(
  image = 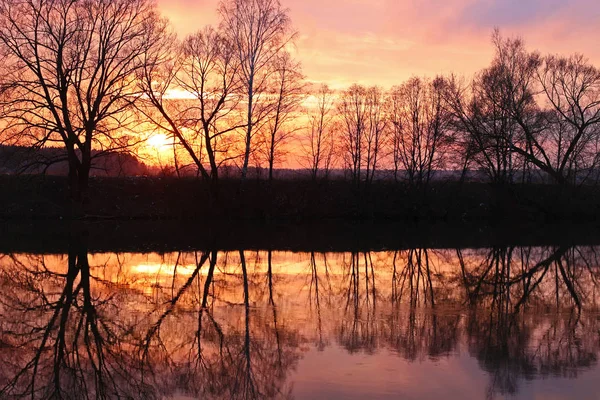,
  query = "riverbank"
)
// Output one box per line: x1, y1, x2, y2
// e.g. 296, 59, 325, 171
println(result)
1, 175, 600, 222
2, 219, 600, 254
